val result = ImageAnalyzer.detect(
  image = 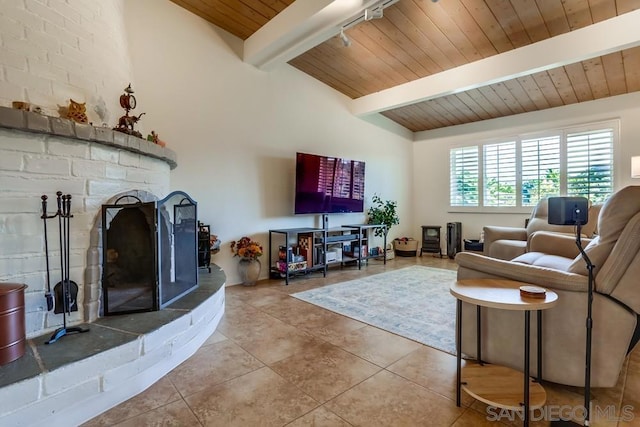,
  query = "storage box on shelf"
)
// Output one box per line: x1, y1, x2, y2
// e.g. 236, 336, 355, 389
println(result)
276, 259, 307, 273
